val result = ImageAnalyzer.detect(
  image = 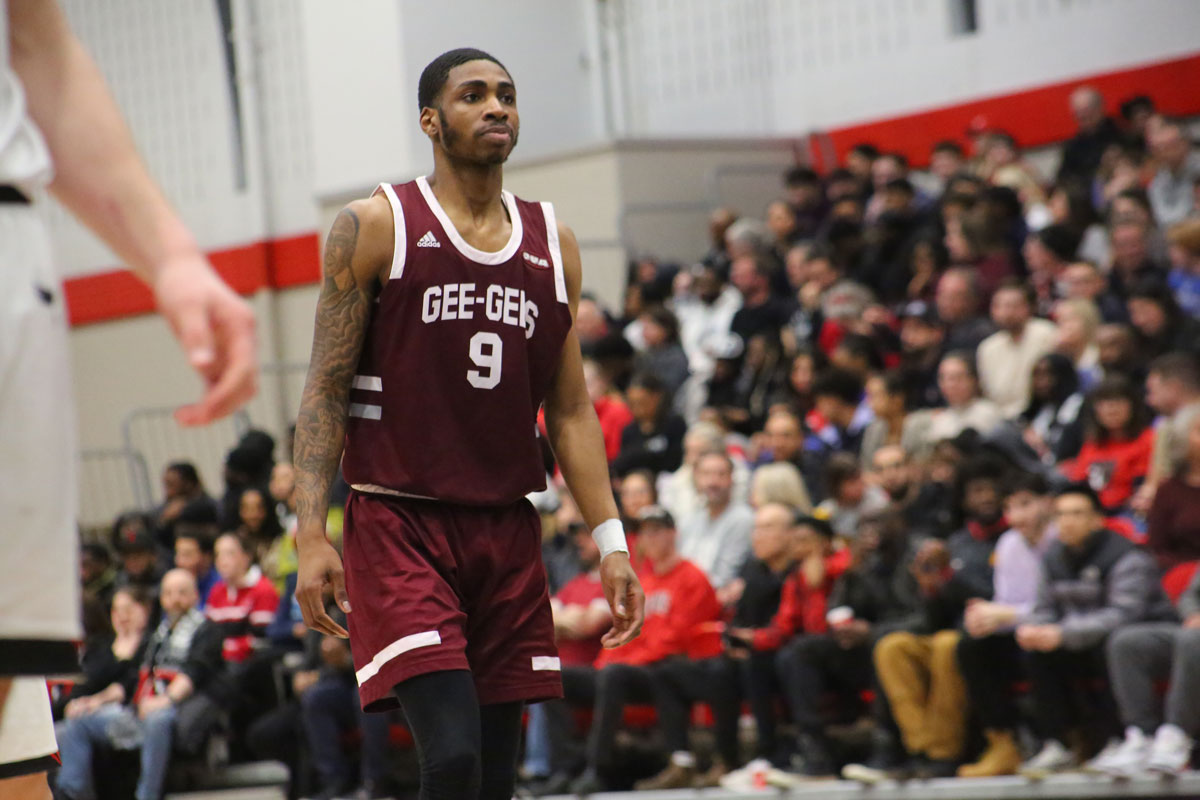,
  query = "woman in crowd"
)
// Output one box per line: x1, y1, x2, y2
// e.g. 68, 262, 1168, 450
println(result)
236, 486, 282, 567
749, 462, 812, 513
1060, 375, 1155, 512
55, 586, 151, 722
1146, 414, 1200, 571
770, 347, 827, 429
1020, 353, 1087, 466
1047, 179, 1108, 266
1053, 298, 1102, 389
923, 352, 1004, 447
634, 305, 691, 404
860, 370, 928, 465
